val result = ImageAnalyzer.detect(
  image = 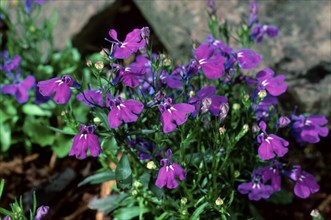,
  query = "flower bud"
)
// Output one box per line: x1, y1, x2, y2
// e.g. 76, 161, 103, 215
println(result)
147, 161, 156, 170
163, 58, 172, 66
93, 117, 101, 123
86, 60, 92, 67
278, 116, 291, 128
131, 190, 138, 196
95, 61, 104, 70
310, 209, 321, 218
219, 126, 226, 135
252, 123, 260, 133
201, 98, 212, 114
189, 90, 195, 97
215, 197, 224, 206
243, 94, 250, 101
181, 197, 188, 205
234, 170, 240, 178
232, 103, 240, 110
219, 103, 229, 121
242, 124, 249, 134
258, 90, 267, 99
133, 181, 142, 188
